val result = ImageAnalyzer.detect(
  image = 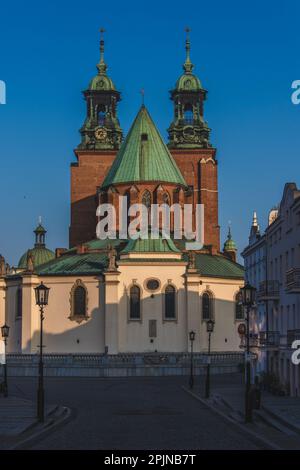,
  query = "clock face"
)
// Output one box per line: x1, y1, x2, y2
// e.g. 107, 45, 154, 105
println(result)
183, 126, 195, 140
95, 127, 107, 141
